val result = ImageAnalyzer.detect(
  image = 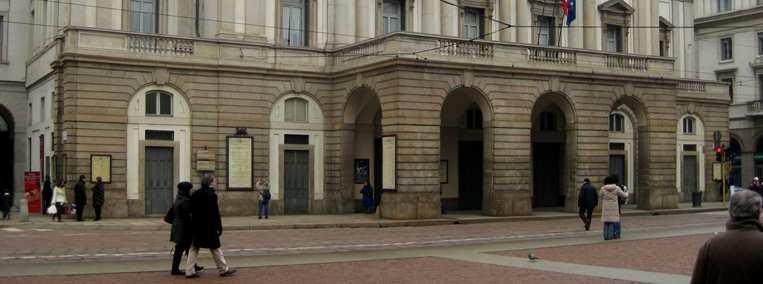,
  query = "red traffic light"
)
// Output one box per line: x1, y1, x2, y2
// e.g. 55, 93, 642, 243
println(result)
715, 147, 722, 154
